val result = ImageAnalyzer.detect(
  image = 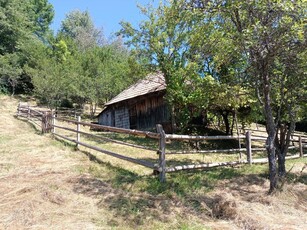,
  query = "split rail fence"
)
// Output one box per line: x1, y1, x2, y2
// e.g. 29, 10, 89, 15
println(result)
16, 104, 306, 182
